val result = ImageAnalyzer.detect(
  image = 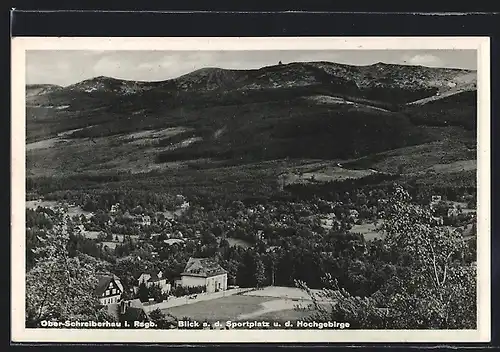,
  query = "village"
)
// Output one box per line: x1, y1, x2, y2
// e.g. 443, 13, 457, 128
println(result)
25, 186, 477, 328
